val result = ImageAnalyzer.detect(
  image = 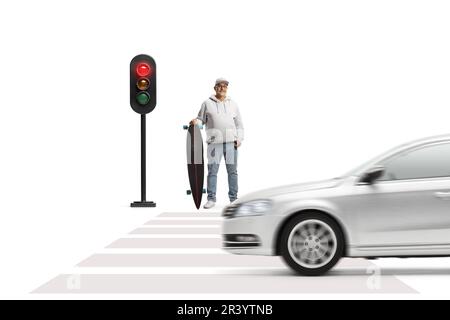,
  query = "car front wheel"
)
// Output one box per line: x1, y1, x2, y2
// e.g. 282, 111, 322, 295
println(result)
280, 213, 344, 276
